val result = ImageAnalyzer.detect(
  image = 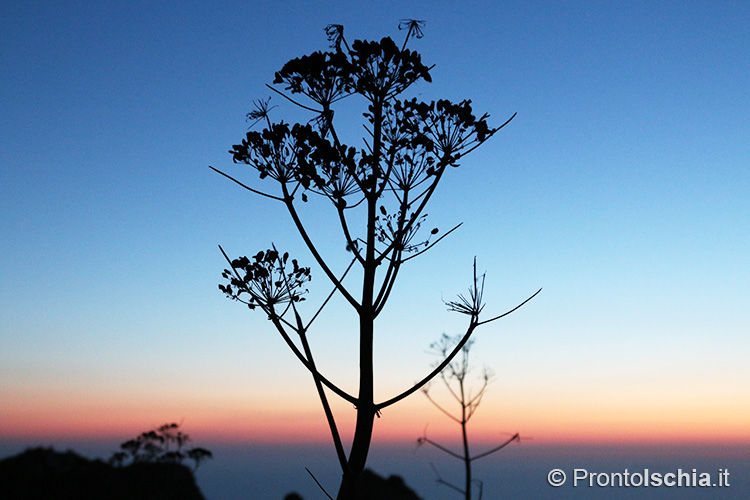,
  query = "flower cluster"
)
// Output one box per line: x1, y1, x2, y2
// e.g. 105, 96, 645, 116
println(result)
219, 249, 310, 312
